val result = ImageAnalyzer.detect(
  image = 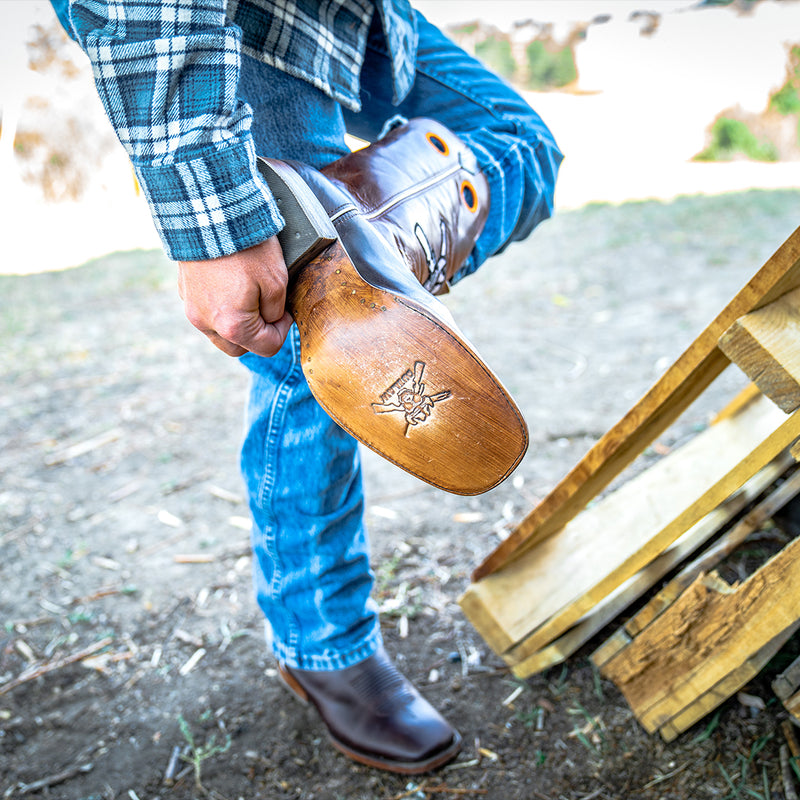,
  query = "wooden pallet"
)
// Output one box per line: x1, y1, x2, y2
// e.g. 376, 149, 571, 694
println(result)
462, 393, 800, 675
592, 468, 800, 741
514, 452, 797, 677
471, 224, 800, 582
460, 225, 800, 684
594, 532, 800, 741
593, 466, 800, 668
